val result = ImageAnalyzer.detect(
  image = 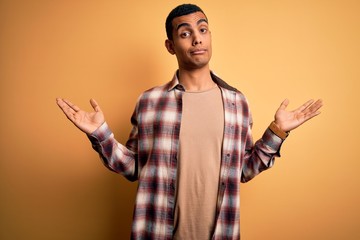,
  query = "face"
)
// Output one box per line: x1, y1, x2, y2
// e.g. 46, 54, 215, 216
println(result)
165, 11, 212, 70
